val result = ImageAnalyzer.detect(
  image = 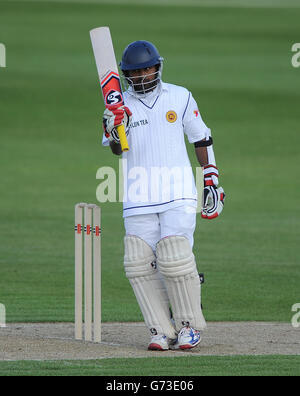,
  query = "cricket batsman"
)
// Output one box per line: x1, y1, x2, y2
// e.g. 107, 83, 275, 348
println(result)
102, 41, 225, 350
